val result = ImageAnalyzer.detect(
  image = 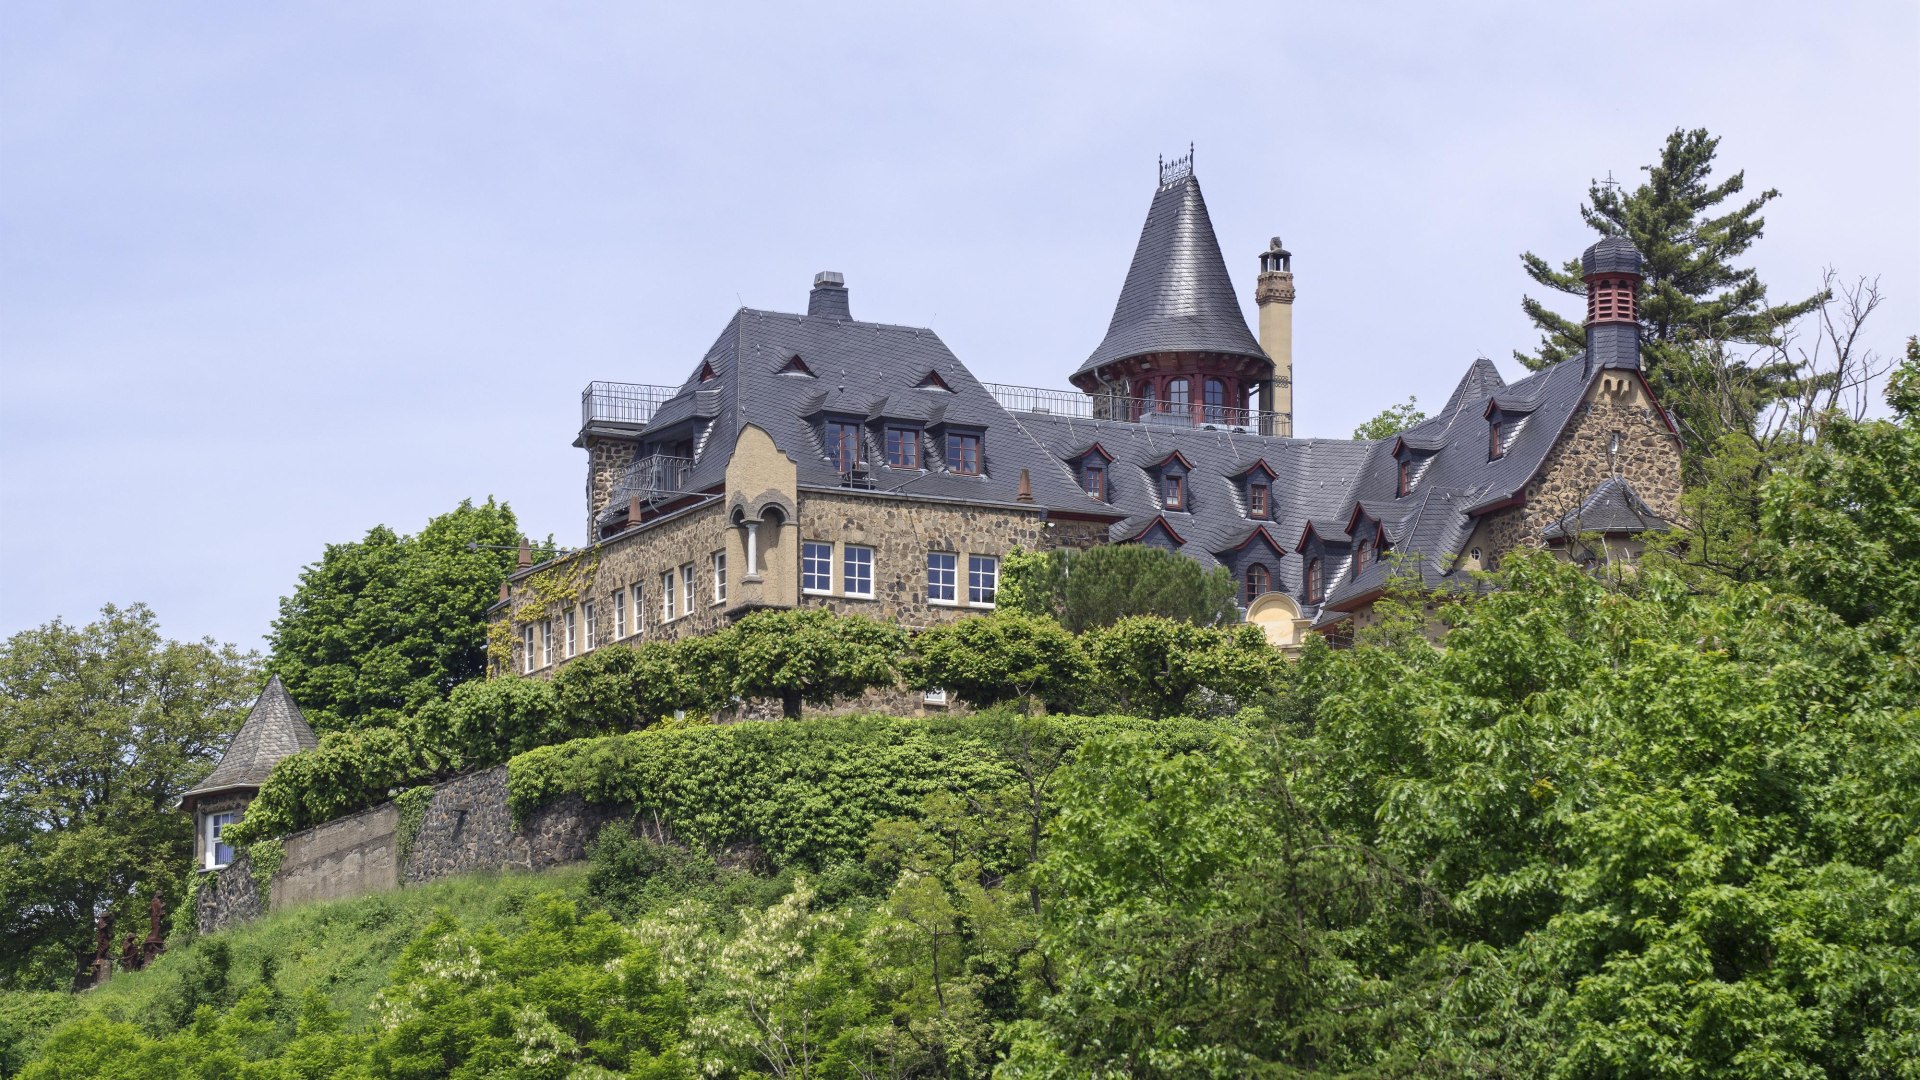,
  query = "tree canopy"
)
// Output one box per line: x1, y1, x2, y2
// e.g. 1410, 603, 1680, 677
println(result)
1350, 395, 1427, 440
0, 605, 258, 991
267, 498, 527, 732
1001, 544, 1240, 633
